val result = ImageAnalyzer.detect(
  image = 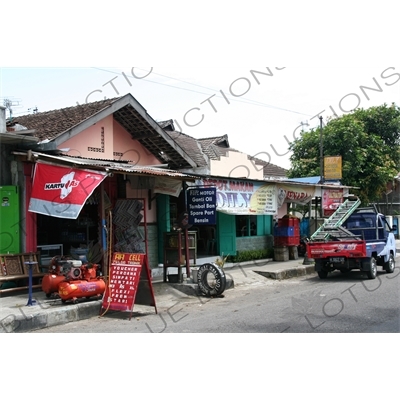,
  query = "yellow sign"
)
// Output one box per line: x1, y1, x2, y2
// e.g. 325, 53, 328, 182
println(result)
324, 156, 342, 180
